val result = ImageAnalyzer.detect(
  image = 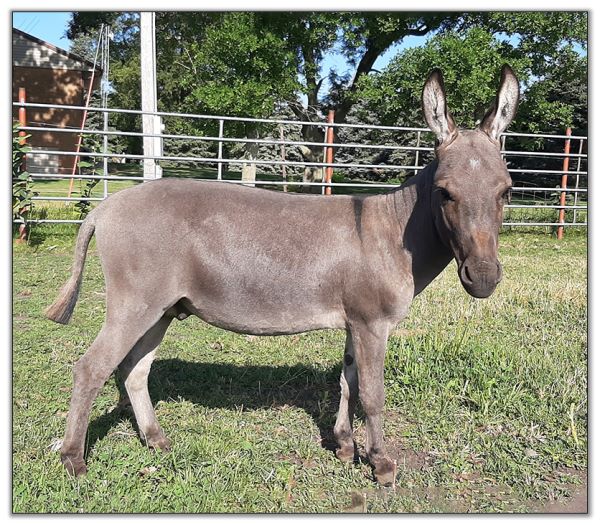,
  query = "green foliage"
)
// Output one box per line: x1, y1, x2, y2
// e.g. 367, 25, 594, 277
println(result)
75, 134, 104, 220
358, 28, 531, 128
66, 11, 587, 164
184, 13, 300, 118
12, 122, 37, 225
